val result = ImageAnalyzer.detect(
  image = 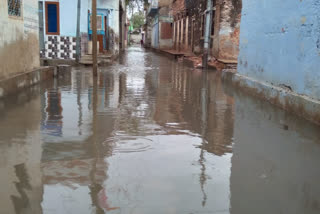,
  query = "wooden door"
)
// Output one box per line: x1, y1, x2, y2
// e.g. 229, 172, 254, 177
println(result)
97, 35, 103, 53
